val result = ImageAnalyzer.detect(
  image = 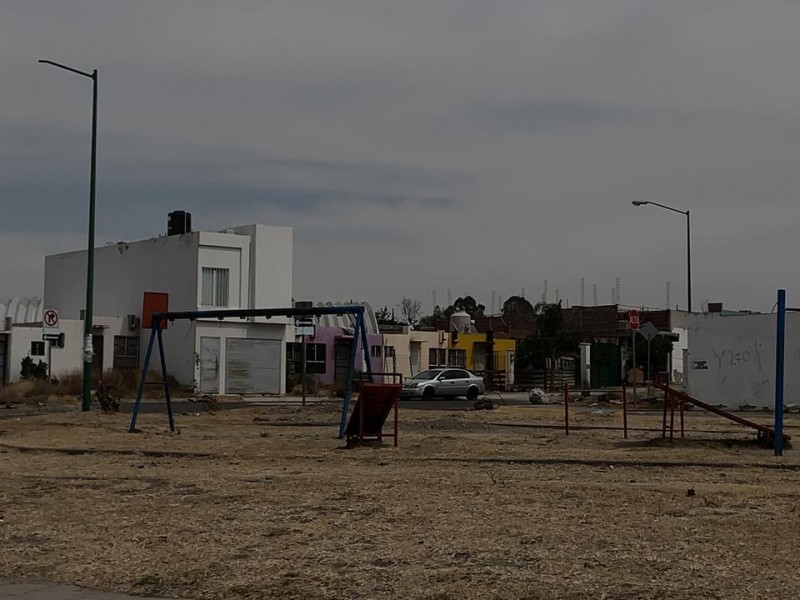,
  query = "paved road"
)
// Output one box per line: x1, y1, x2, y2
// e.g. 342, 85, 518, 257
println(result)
0, 581, 180, 600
